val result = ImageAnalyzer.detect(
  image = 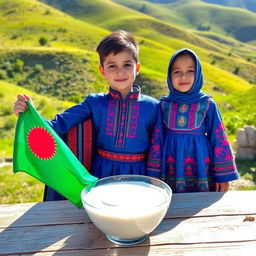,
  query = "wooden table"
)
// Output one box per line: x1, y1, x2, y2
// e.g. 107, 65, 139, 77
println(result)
1, 191, 256, 255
